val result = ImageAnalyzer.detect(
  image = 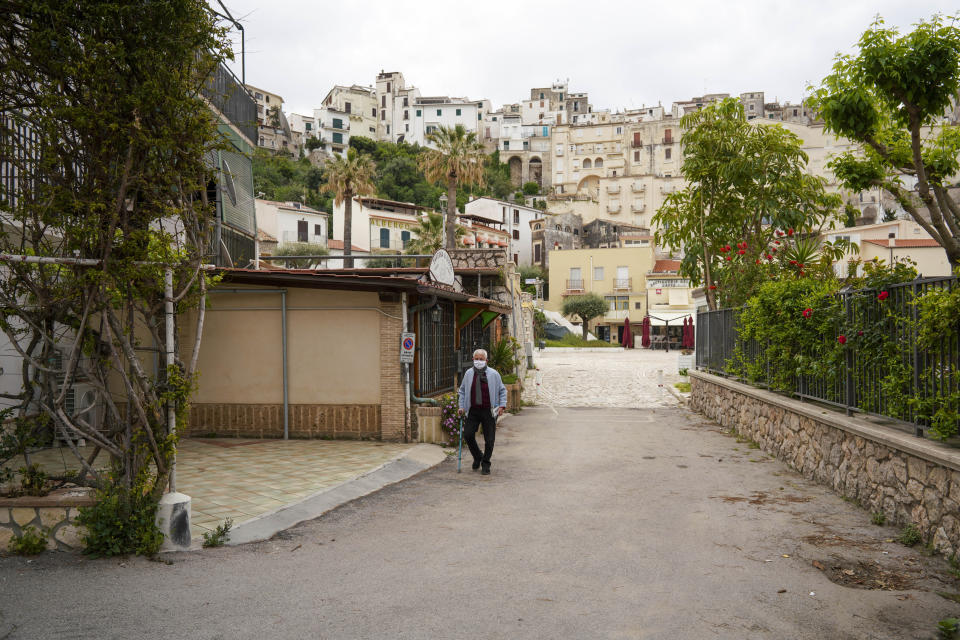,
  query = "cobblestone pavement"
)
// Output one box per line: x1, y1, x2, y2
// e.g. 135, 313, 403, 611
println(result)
523, 348, 685, 408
